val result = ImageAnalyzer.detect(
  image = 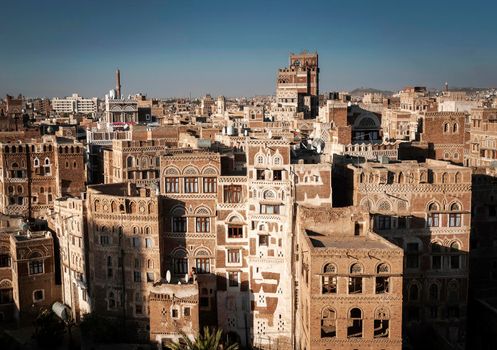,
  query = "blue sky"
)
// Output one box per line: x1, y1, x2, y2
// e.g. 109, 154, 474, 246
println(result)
1, 0, 496, 98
